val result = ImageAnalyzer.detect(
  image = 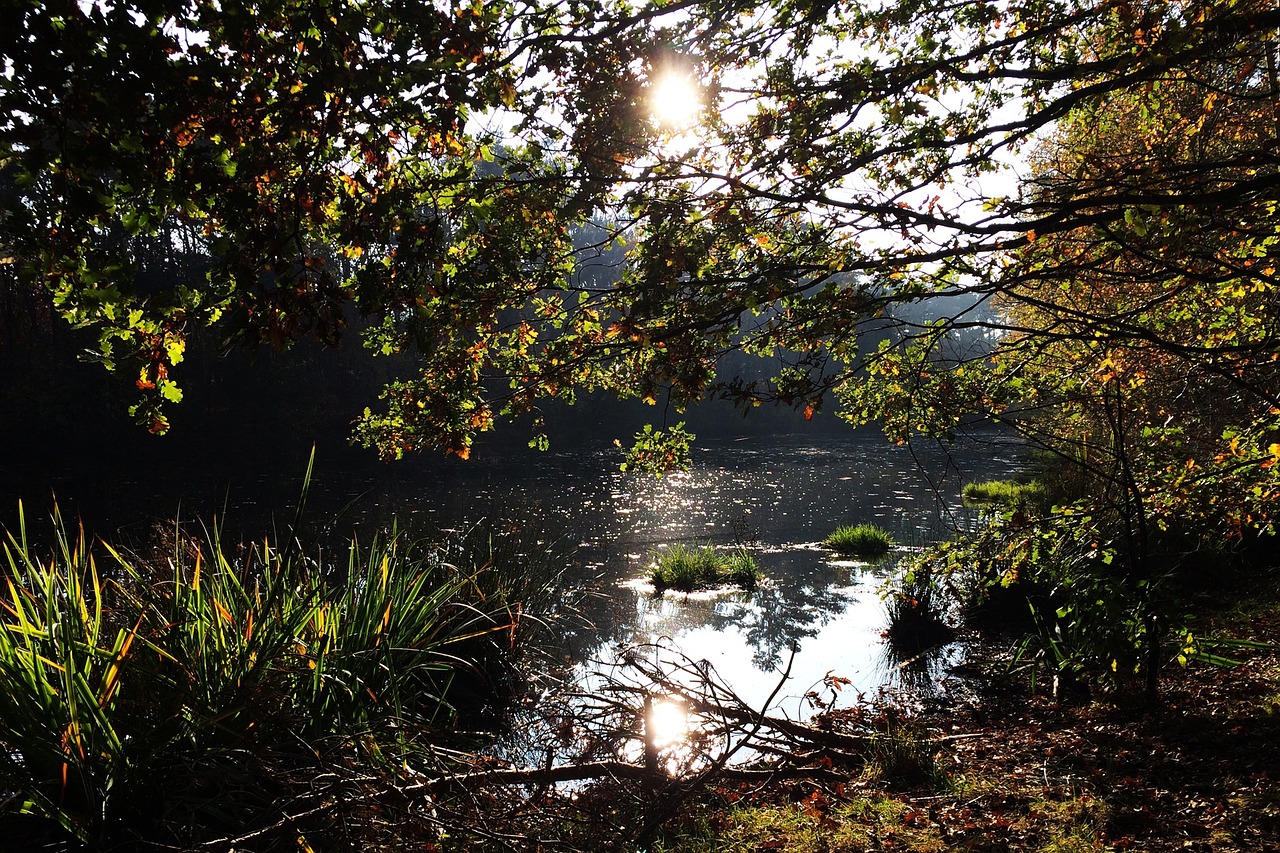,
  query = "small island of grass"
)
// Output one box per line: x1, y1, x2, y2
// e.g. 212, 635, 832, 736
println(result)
824, 523, 894, 557
961, 479, 1047, 508
649, 544, 760, 592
